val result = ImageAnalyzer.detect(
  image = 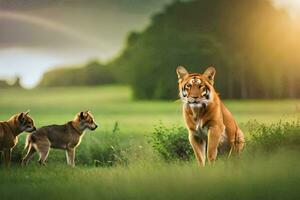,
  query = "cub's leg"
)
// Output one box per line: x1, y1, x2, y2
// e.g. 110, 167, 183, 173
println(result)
207, 125, 224, 165
3, 149, 12, 166
66, 148, 76, 167
189, 131, 206, 167
22, 146, 36, 166
35, 138, 51, 166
